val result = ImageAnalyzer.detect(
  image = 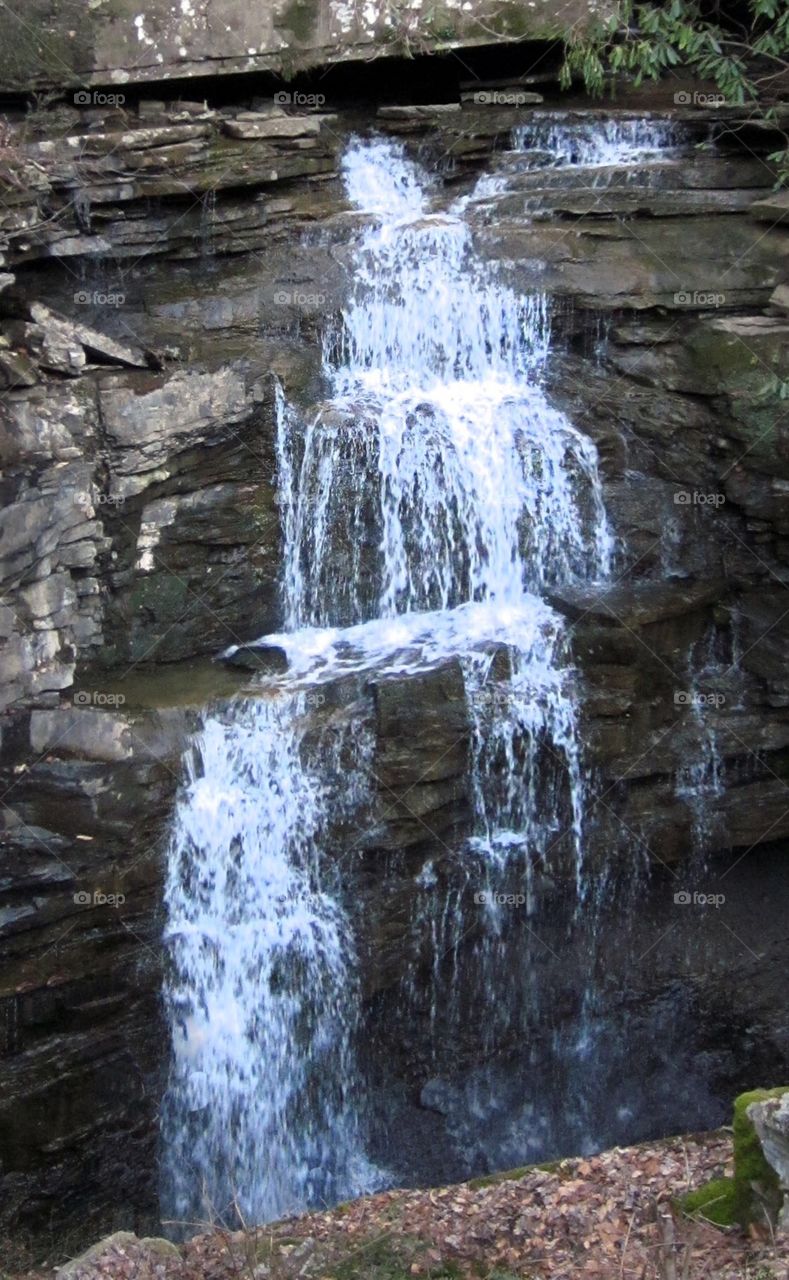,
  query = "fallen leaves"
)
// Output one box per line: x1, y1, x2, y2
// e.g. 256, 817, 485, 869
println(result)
11, 1130, 789, 1280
